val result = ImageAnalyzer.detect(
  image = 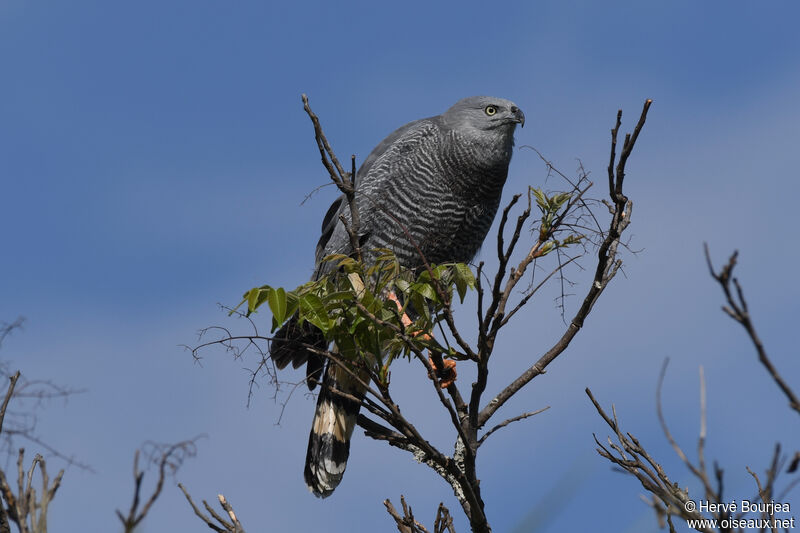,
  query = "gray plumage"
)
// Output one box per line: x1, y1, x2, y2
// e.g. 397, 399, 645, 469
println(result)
315, 96, 524, 275
270, 96, 524, 497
